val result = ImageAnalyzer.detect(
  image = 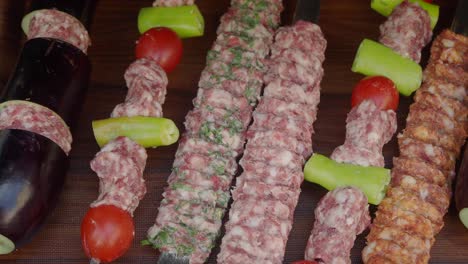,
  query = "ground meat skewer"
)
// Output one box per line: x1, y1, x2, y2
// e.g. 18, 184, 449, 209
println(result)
217, 20, 326, 264
330, 100, 397, 167
363, 30, 468, 264
90, 58, 168, 216
145, 1, 283, 263
306, 187, 370, 264
305, 102, 396, 263
379, 0, 432, 63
